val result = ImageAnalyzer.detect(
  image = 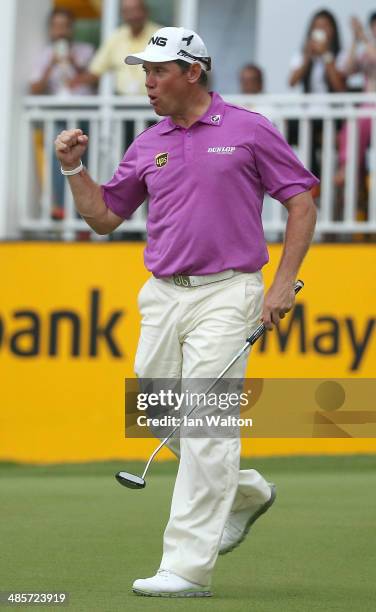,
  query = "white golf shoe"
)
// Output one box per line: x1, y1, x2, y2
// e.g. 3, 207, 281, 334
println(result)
132, 569, 212, 597
219, 483, 276, 555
